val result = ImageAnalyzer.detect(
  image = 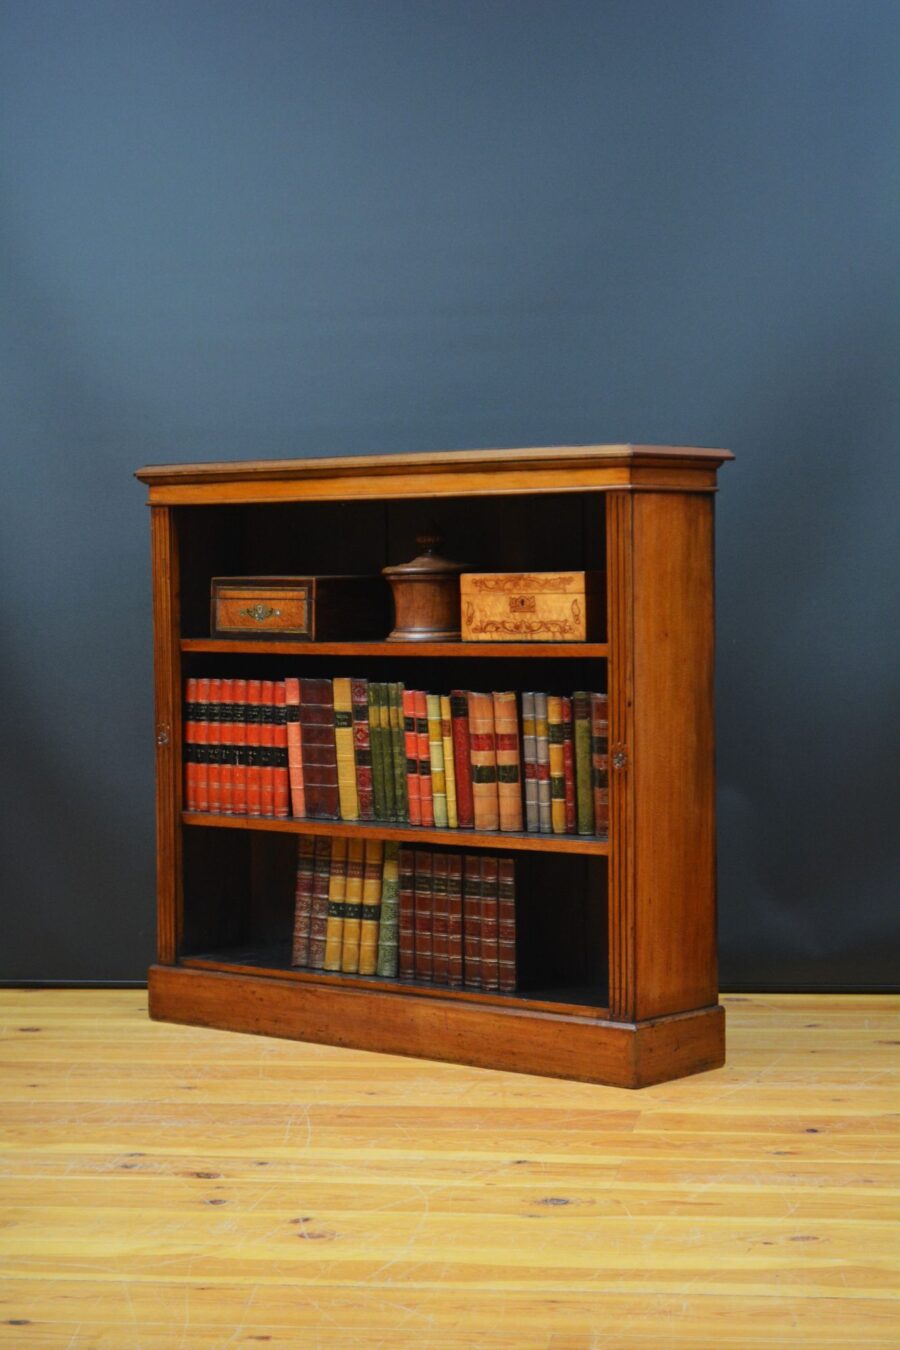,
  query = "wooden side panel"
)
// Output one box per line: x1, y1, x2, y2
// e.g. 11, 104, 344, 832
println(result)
150, 507, 182, 963
631, 493, 718, 1019
606, 493, 636, 1020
